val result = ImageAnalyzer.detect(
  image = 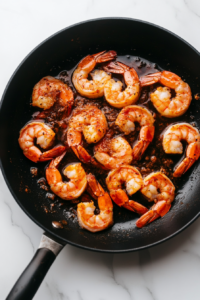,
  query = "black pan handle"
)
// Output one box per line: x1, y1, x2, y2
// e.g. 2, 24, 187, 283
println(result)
6, 233, 64, 300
